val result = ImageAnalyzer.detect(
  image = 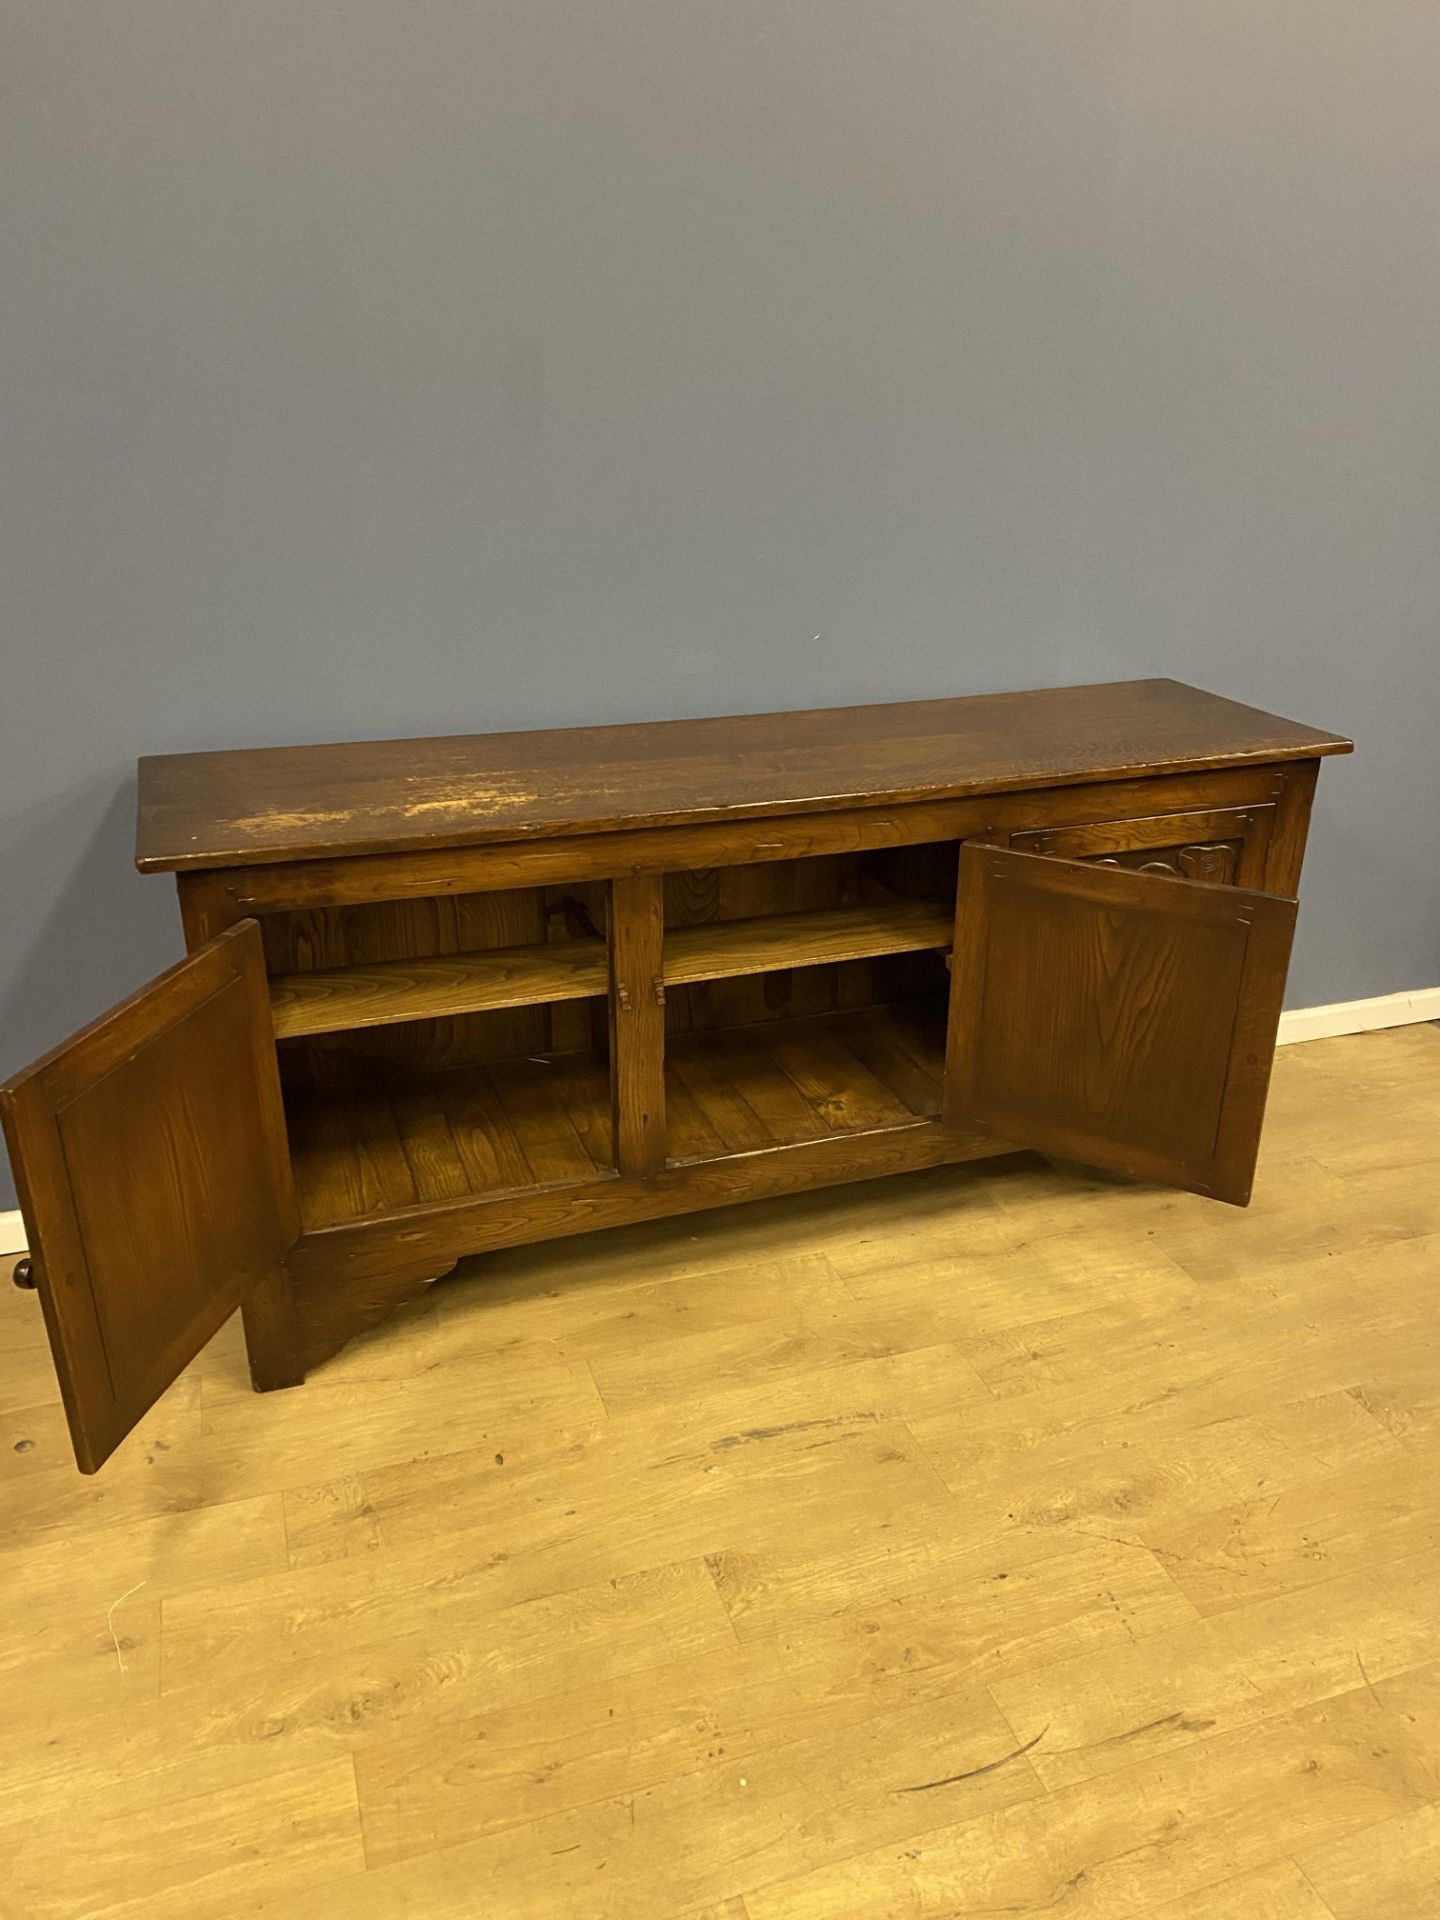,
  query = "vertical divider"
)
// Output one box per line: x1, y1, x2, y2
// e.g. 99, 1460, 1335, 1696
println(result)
608, 872, 668, 1174
941, 838, 991, 1134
